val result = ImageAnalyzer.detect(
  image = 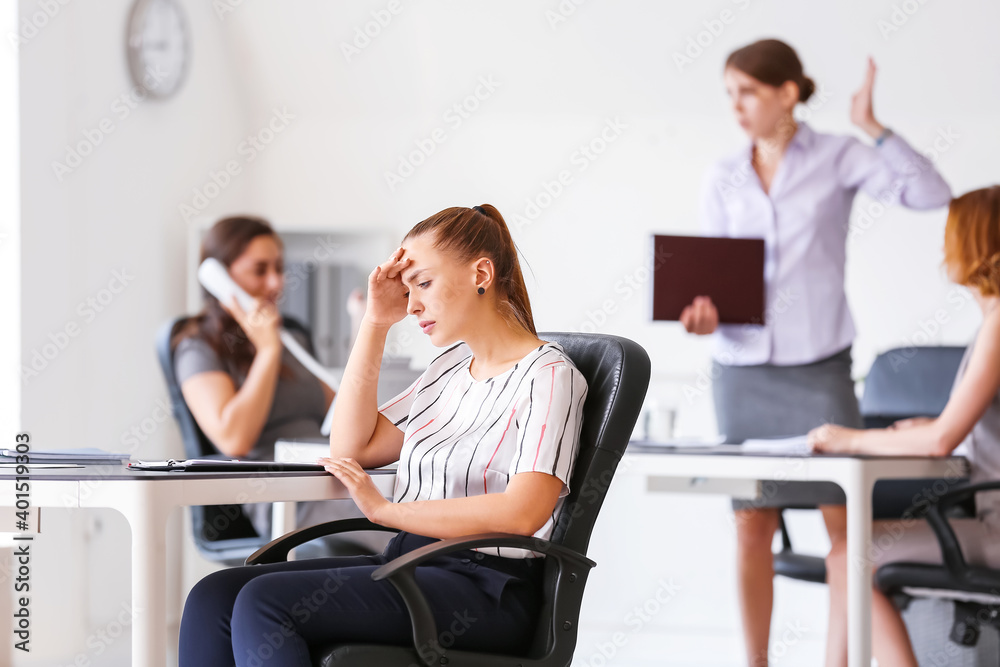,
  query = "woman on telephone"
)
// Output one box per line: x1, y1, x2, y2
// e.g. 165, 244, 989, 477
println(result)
172, 215, 372, 555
